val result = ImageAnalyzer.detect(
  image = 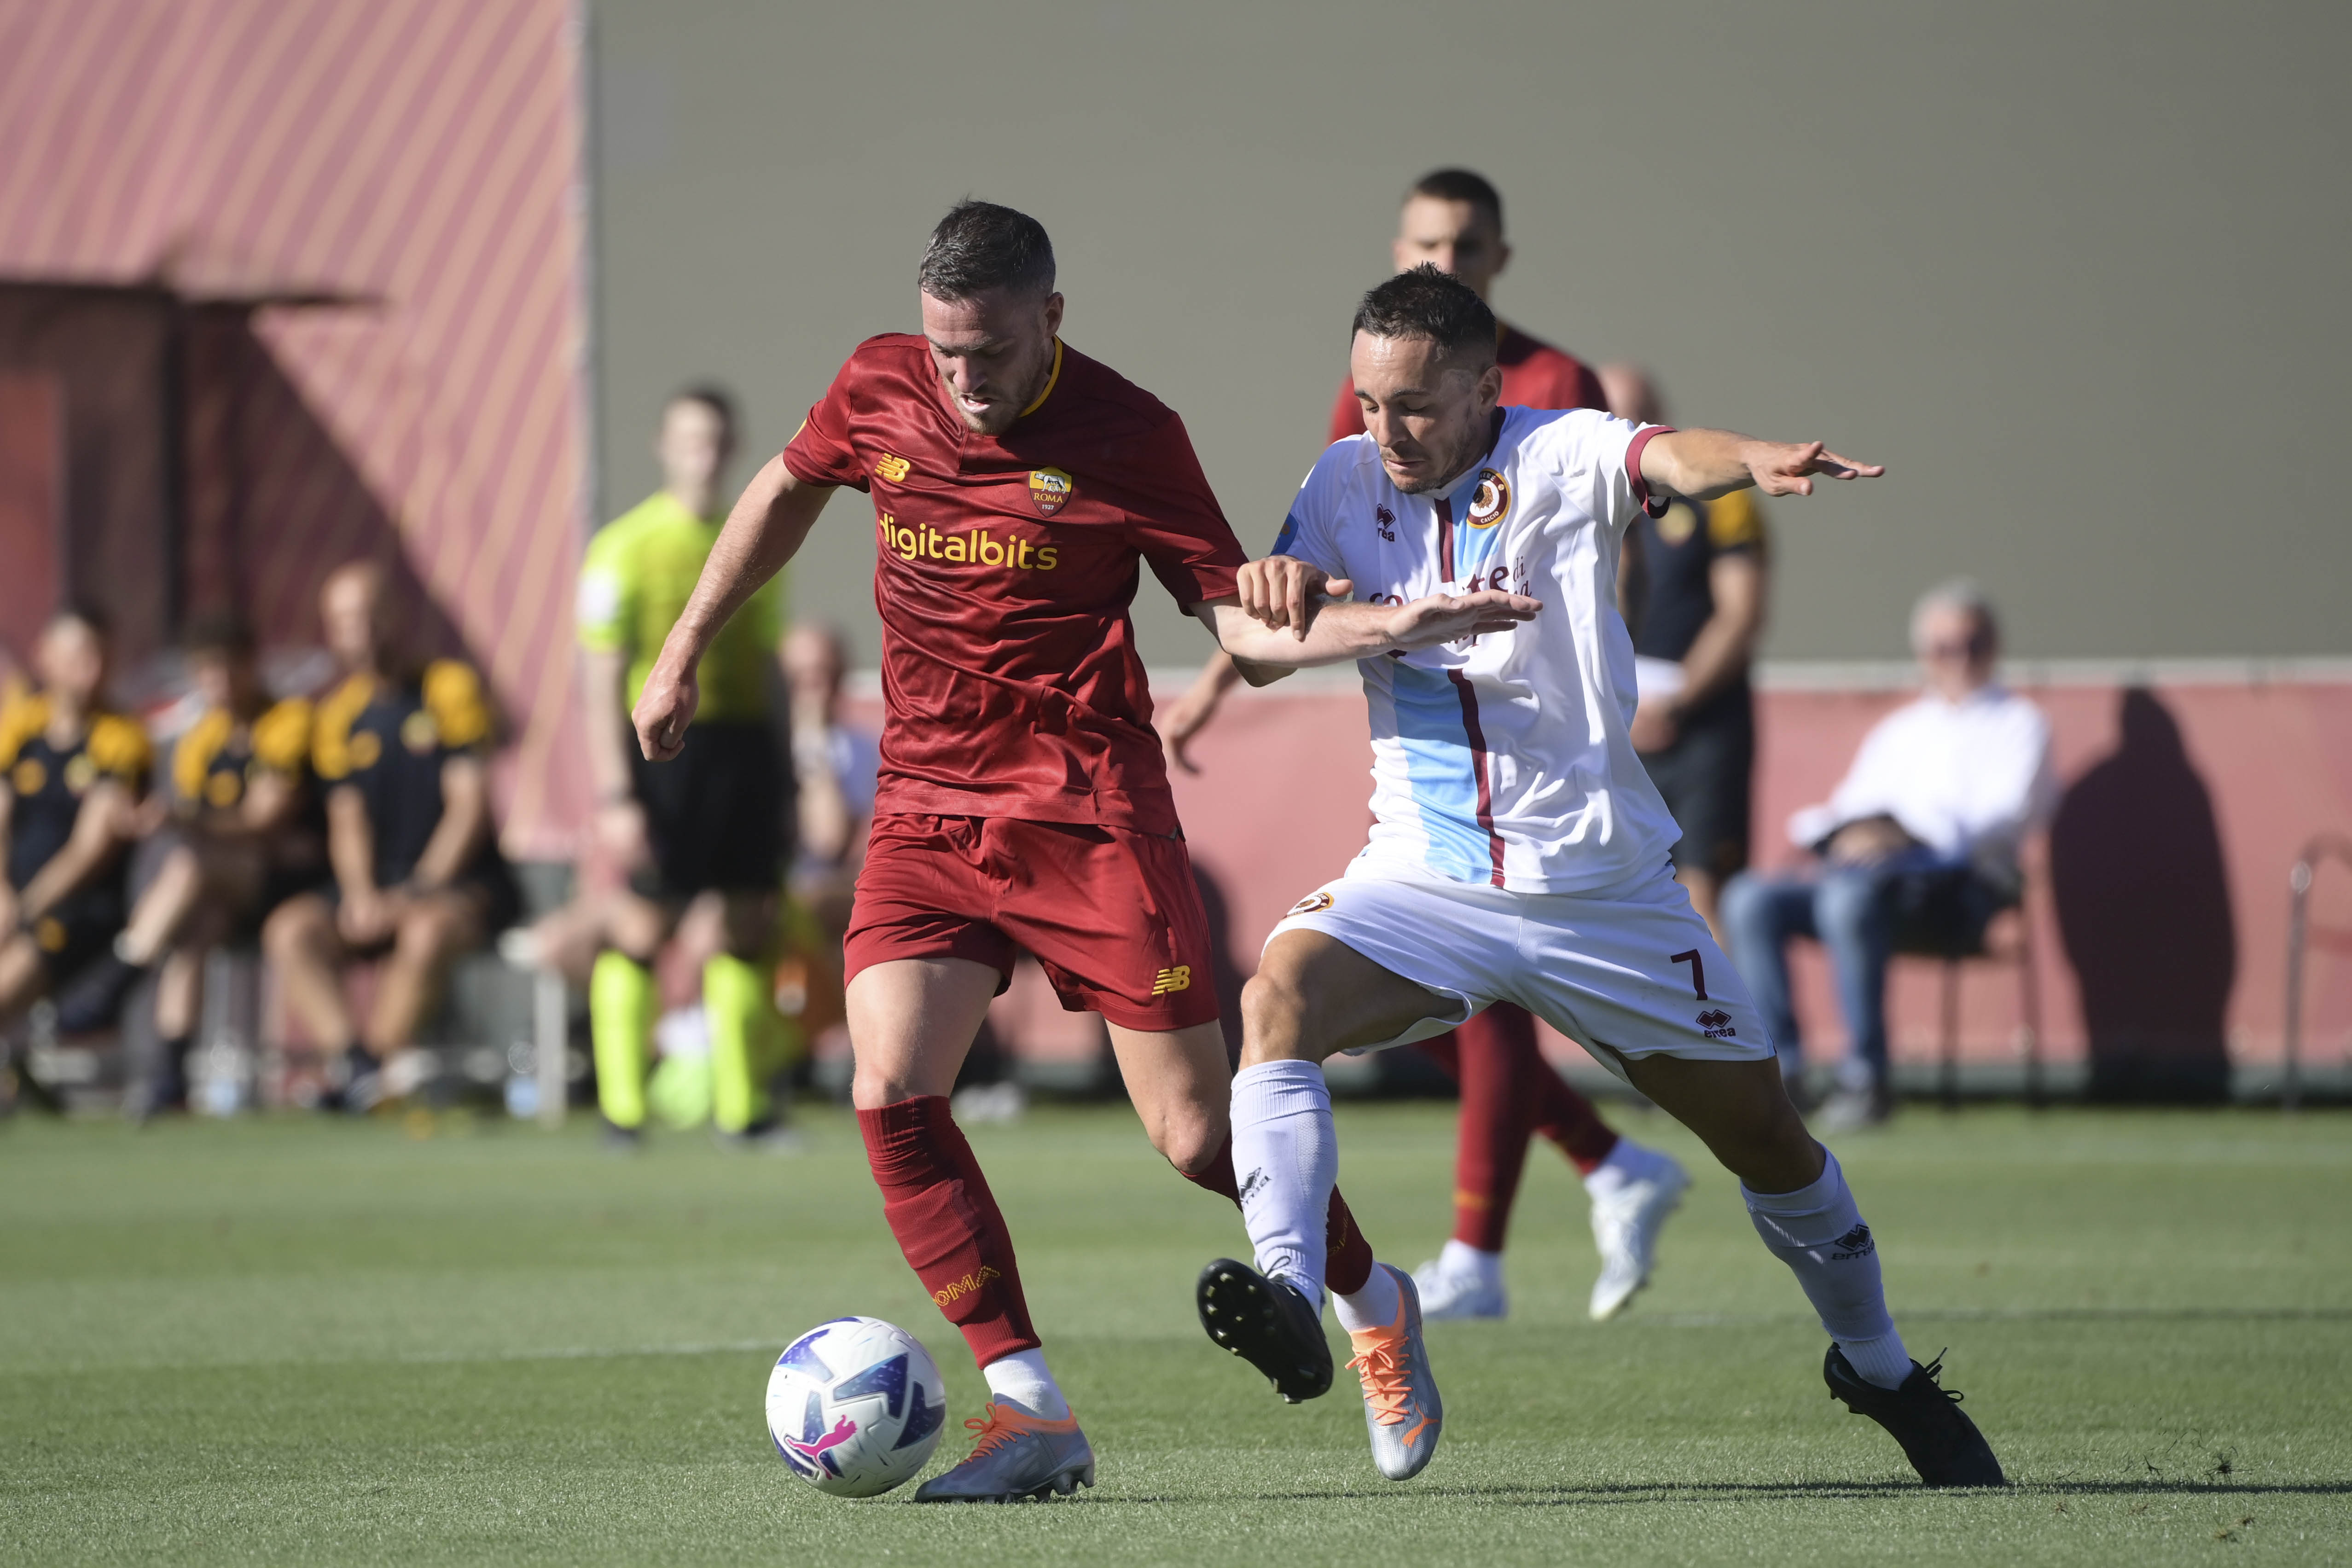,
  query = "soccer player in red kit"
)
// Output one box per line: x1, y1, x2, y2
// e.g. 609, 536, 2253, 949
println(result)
632, 202, 1534, 1501
1160, 168, 1690, 1327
